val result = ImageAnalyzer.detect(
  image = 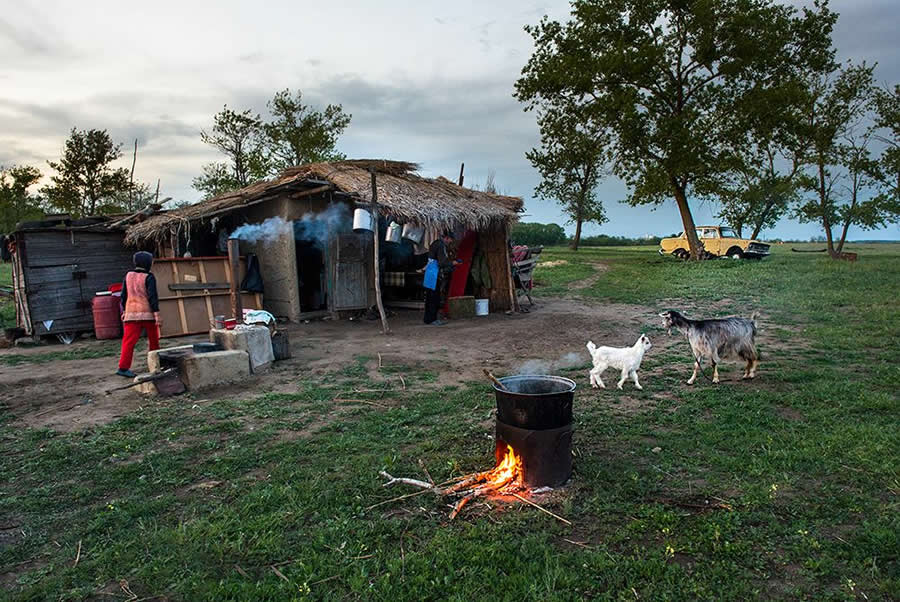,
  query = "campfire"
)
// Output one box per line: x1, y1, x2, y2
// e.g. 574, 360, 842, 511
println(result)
373, 372, 576, 522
